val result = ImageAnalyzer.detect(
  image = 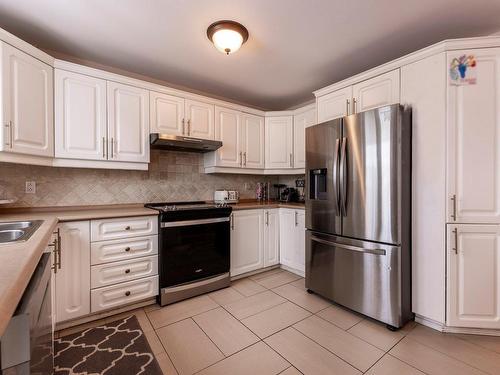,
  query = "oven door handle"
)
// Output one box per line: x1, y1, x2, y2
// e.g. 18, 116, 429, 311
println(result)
161, 217, 230, 228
